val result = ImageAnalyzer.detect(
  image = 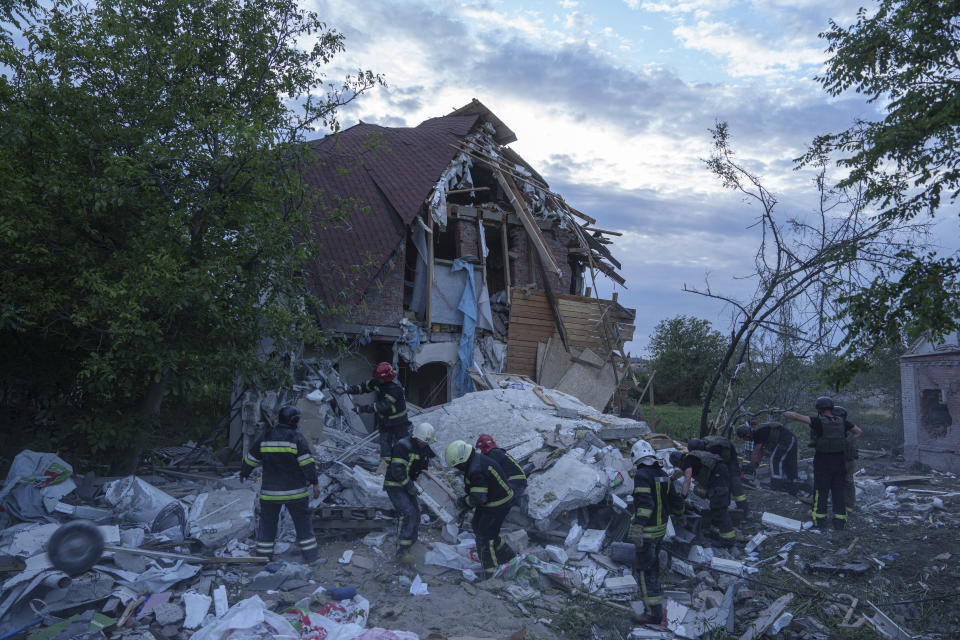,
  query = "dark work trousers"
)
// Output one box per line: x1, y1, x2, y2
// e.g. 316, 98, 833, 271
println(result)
844, 458, 857, 510
706, 465, 735, 544
256, 498, 318, 561
727, 459, 747, 507
386, 486, 420, 554
378, 423, 411, 460
812, 452, 847, 529
769, 432, 799, 491
632, 538, 663, 610
472, 502, 515, 578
